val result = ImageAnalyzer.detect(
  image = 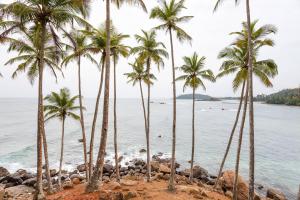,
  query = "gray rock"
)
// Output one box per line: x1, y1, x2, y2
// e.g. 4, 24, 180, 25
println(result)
0, 167, 9, 178
22, 178, 37, 187
139, 149, 146, 153
103, 164, 113, 173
